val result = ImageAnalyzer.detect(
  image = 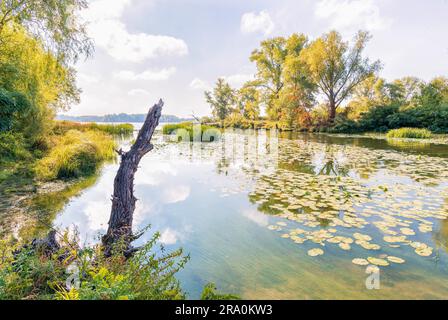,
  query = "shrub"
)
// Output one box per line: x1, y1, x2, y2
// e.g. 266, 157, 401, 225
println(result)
35, 130, 116, 180
328, 117, 360, 134
386, 128, 432, 139
358, 104, 400, 132
356, 103, 448, 134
